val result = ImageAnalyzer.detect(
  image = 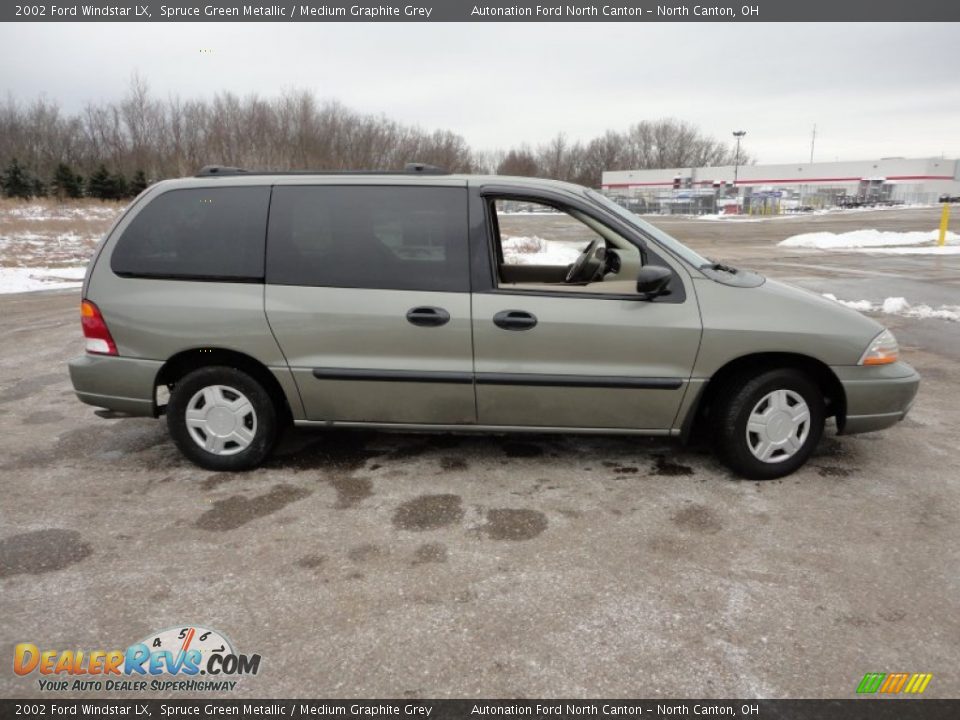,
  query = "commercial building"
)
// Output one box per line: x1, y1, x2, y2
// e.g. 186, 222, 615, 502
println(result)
601, 157, 960, 214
